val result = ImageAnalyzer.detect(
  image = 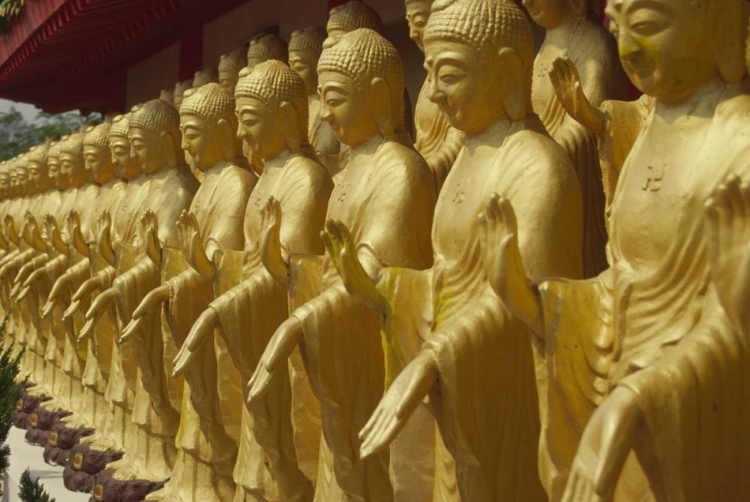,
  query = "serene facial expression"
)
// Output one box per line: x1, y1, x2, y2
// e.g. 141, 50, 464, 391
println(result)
522, 0, 573, 29
27, 161, 42, 189
128, 127, 161, 174
218, 70, 238, 94
289, 50, 318, 93
0, 175, 8, 194
406, 2, 431, 51
109, 136, 132, 176
47, 157, 60, 186
59, 153, 78, 188
83, 145, 106, 181
180, 114, 224, 171
606, 0, 716, 102
424, 41, 505, 135
318, 71, 379, 147
236, 96, 287, 161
